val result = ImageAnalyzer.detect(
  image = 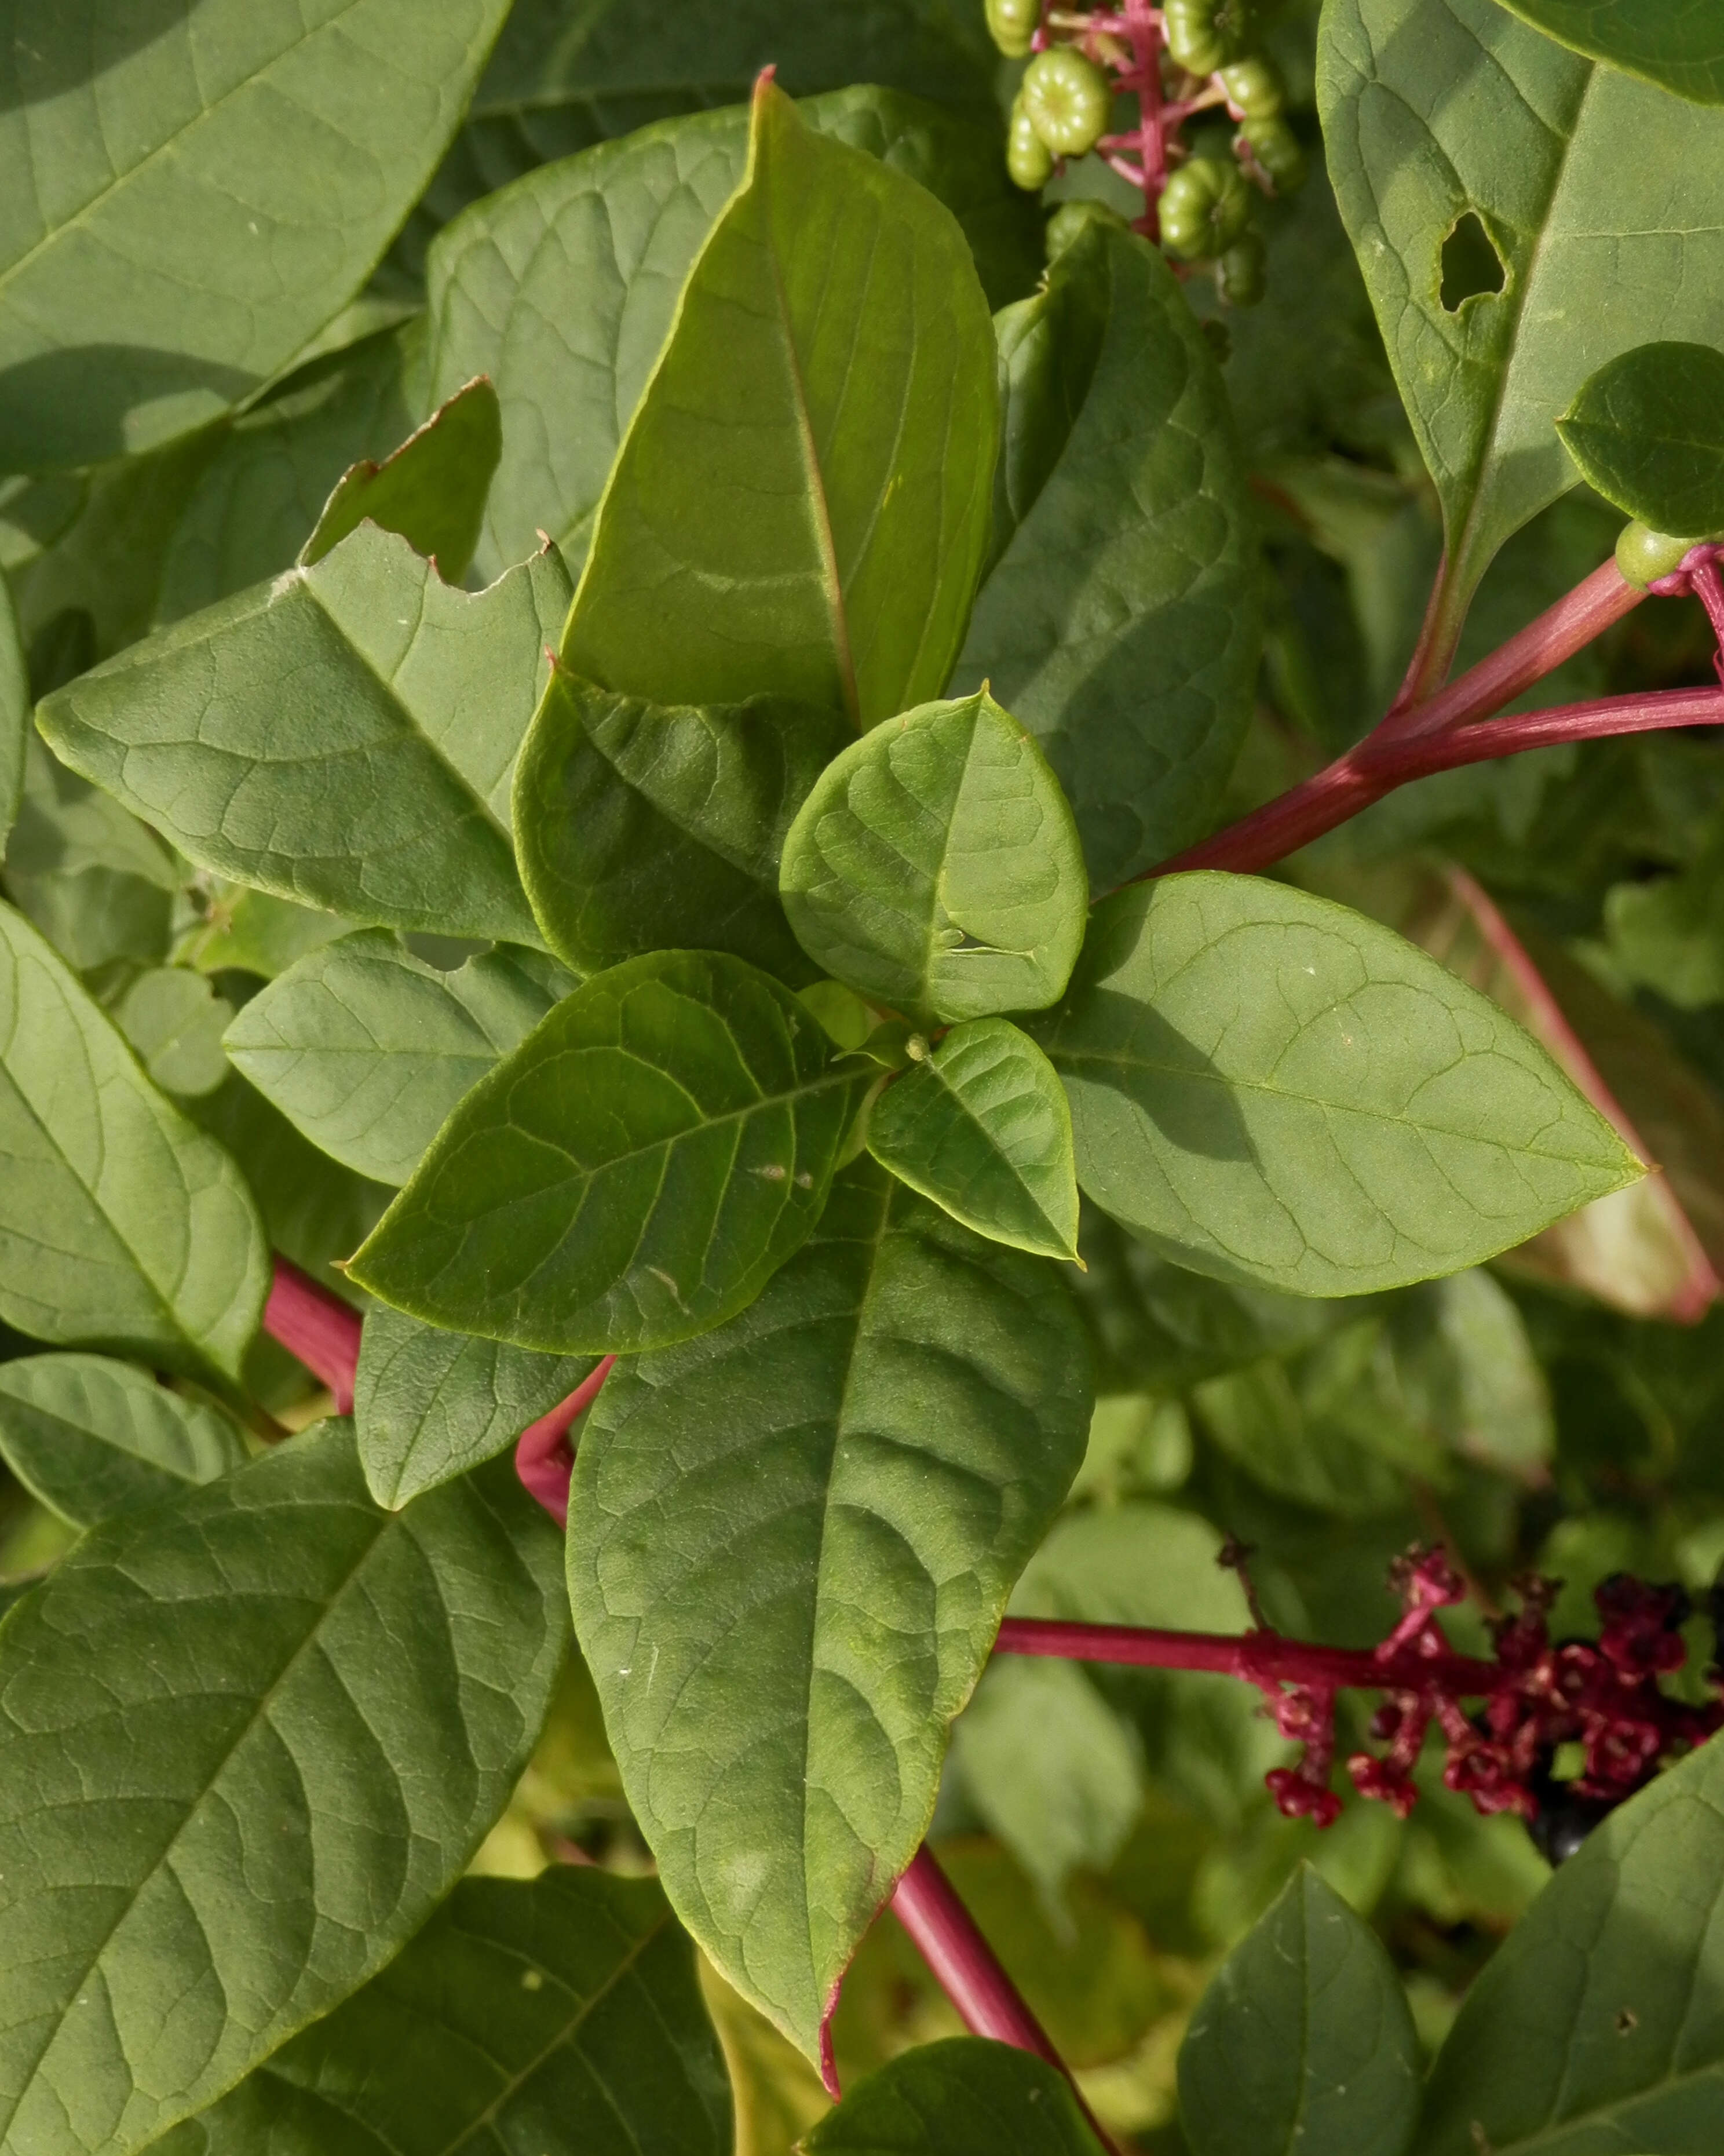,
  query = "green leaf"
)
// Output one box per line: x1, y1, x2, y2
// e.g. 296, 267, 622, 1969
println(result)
222, 931, 575, 1187
300, 376, 502, 582
150, 1867, 730, 2156
514, 670, 850, 980
779, 690, 1088, 1026
568, 1159, 1091, 2059
0, 899, 267, 1382
561, 81, 998, 727
349, 950, 867, 1354
0, 1422, 567, 2156
176, 886, 354, 982
1179, 1866, 1421, 2156
112, 969, 234, 1100
0, 579, 23, 853
0, 0, 509, 473
1557, 341, 1724, 538
0, 1352, 246, 1528
1413, 1722, 1724, 2155
355, 1302, 594, 1508
3, 736, 178, 977
804, 2038, 1103, 2156
38, 524, 571, 946
1492, 1, 1724, 106
1320, 0, 1724, 637
1605, 832, 1724, 1009
1033, 873, 1643, 1297
867, 1019, 1081, 1263
952, 218, 1261, 891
